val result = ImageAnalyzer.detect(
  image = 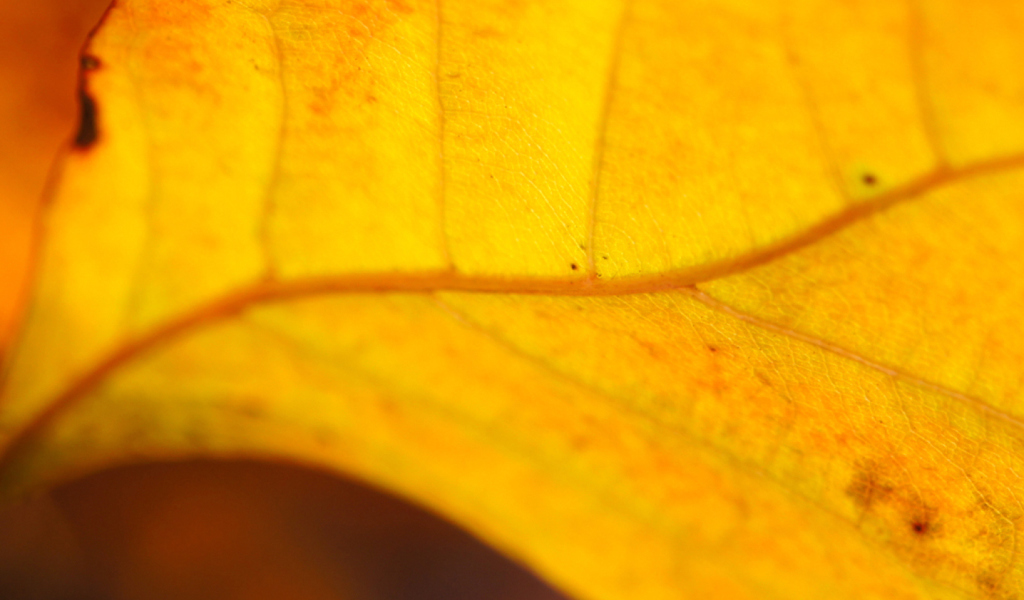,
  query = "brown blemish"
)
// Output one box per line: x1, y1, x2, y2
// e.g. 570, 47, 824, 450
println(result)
72, 0, 111, 152
73, 87, 99, 149
862, 172, 878, 186
847, 465, 945, 548
570, 263, 578, 271
73, 42, 104, 151
975, 572, 1004, 598
707, 345, 718, 353
906, 505, 940, 540
81, 54, 101, 71
846, 467, 894, 511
